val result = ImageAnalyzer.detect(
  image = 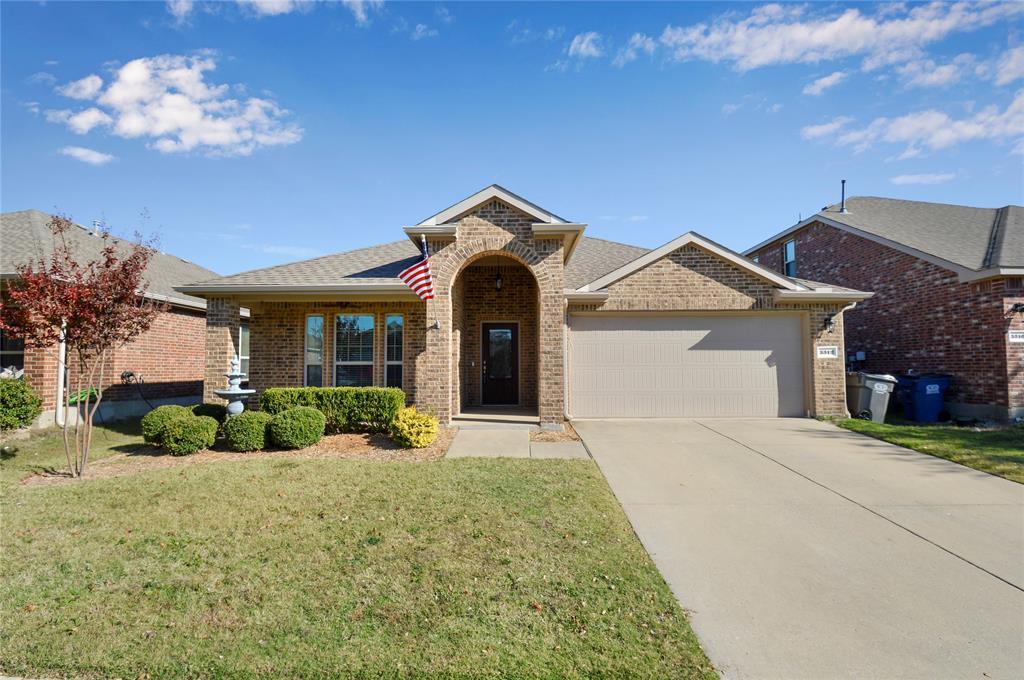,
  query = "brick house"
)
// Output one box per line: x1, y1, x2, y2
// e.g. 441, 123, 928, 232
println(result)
745, 196, 1024, 421
1, 209, 246, 426
179, 186, 869, 428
